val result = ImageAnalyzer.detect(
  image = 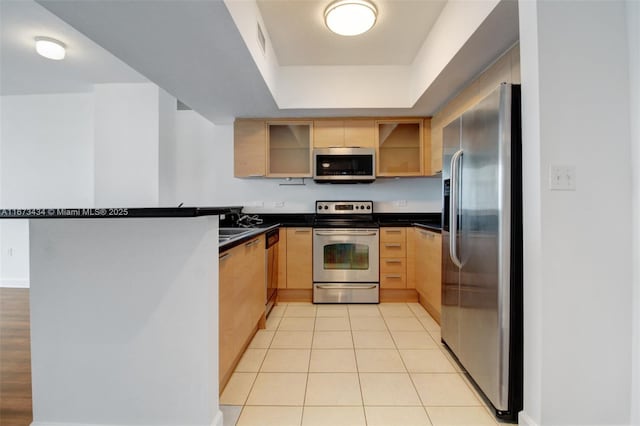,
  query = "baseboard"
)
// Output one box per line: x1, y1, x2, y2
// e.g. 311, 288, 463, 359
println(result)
1, 279, 29, 288
276, 289, 312, 302
417, 292, 441, 324
380, 288, 418, 302
518, 411, 539, 426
